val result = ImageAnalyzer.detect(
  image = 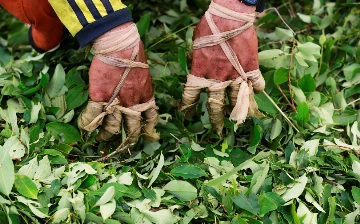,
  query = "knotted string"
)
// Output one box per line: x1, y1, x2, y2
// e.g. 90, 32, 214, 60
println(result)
93, 23, 149, 109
